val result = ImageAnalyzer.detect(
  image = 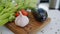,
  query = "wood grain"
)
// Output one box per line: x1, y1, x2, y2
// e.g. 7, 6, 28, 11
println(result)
5, 12, 51, 34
